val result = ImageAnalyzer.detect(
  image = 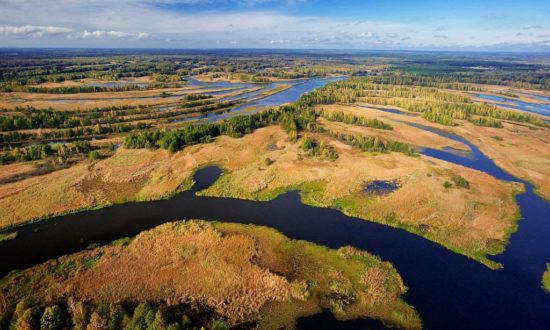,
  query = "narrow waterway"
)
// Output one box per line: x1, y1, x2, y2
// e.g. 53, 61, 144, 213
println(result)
475, 93, 550, 117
